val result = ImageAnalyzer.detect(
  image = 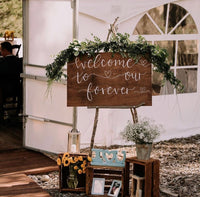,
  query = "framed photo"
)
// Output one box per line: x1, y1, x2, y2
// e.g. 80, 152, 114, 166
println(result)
108, 180, 122, 197
91, 178, 105, 195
